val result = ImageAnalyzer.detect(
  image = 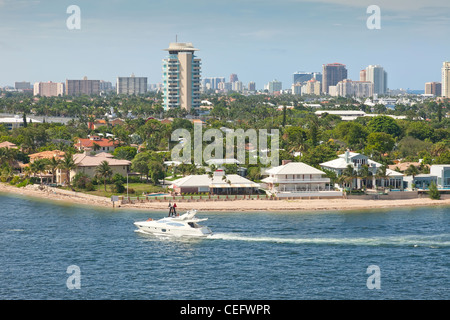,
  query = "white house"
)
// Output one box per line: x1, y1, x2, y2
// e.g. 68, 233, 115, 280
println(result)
170, 170, 260, 195
430, 165, 450, 189
320, 151, 404, 190
261, 161, 342, 198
